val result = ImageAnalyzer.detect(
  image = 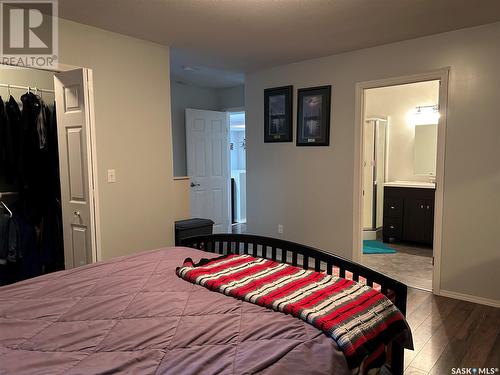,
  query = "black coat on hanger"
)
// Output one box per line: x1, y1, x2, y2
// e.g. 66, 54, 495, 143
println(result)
1, 96, 22, 187
0, 97, 7, 180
